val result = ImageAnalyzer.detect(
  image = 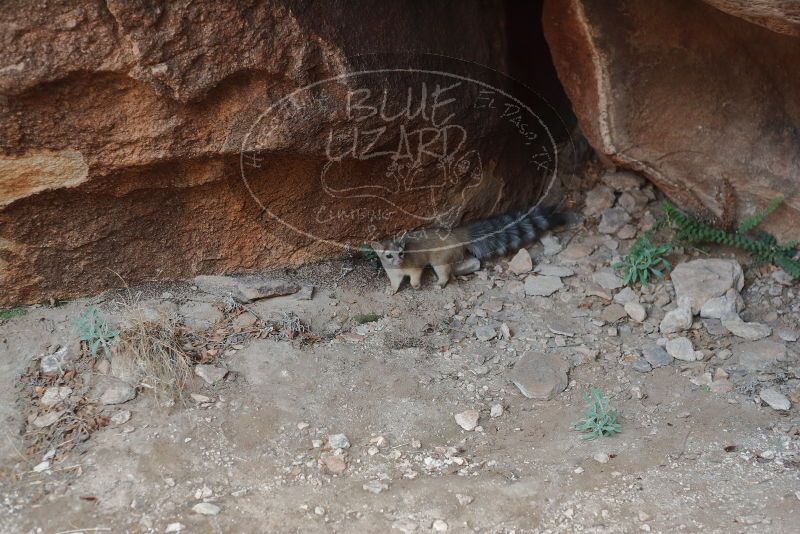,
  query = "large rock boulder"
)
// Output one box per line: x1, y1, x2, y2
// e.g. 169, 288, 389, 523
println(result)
543, 0, 800, 238
1, 1, 565, 305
